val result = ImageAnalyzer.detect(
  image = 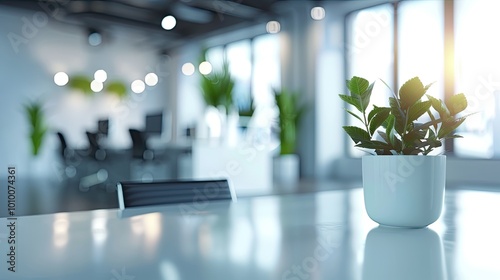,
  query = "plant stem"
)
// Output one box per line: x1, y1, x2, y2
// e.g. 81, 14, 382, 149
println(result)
363, 110, 371, 137
400, 110, 409, 153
